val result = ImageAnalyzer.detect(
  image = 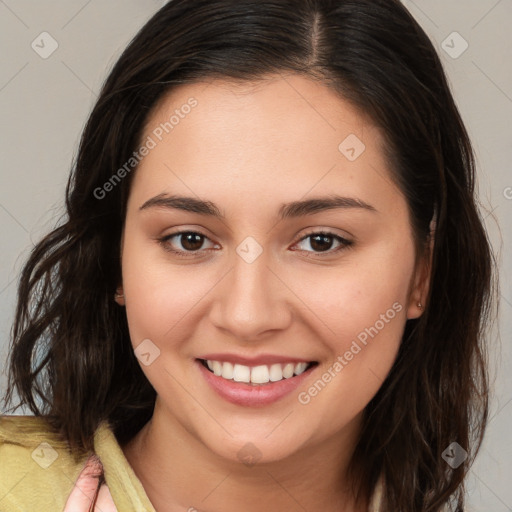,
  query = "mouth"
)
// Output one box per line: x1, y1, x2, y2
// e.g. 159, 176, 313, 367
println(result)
197, 358, 319, 386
